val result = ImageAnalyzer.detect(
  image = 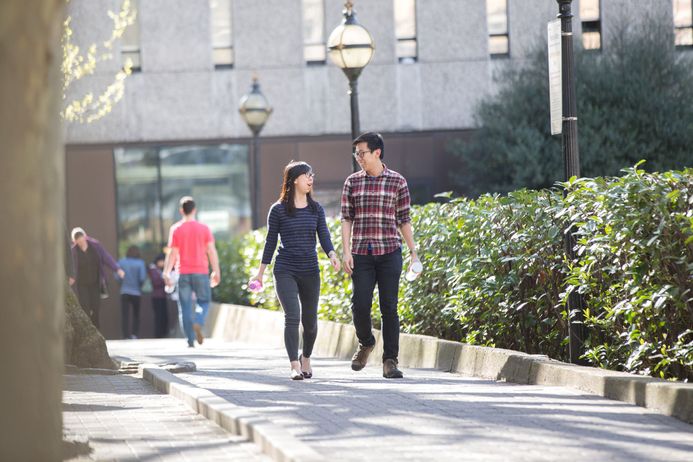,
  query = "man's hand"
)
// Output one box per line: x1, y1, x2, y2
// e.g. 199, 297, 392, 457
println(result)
117, 268, 125, 279
210, 271, 221, 288
342, 253, 354, 275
